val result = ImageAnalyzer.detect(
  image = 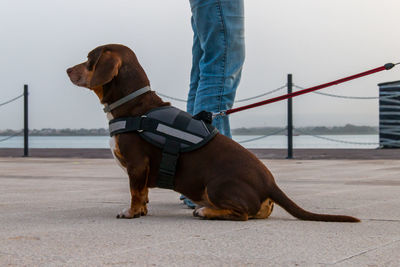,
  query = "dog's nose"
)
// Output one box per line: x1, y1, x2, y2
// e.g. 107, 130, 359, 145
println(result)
66, 68, 73, 75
